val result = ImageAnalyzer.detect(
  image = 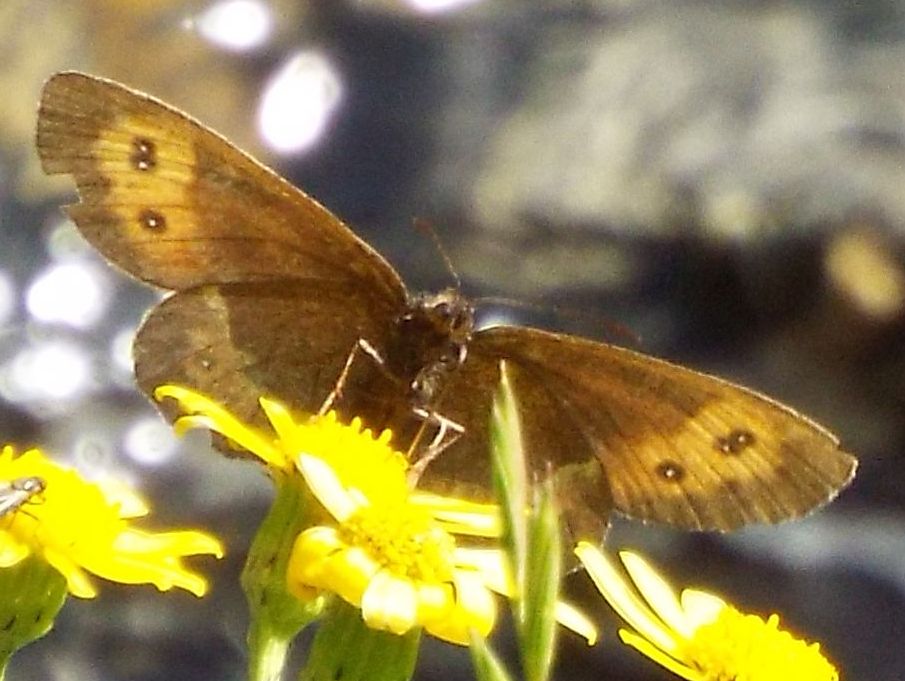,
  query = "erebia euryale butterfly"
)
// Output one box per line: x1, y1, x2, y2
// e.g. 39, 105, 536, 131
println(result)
36, 72, 856, 541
